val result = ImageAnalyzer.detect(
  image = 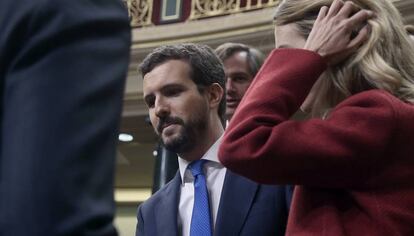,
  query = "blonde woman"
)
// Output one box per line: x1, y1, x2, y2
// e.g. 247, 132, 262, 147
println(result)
219, 0, 414, 235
